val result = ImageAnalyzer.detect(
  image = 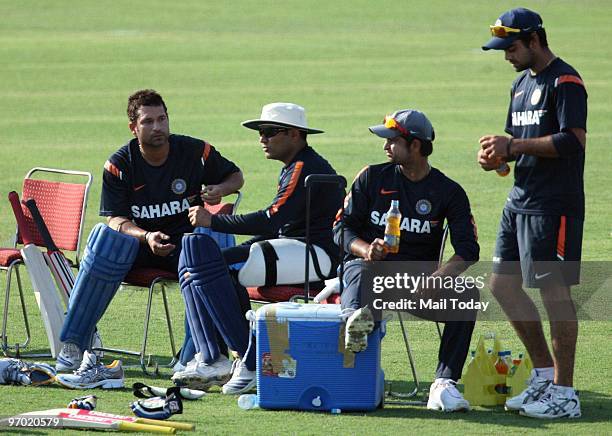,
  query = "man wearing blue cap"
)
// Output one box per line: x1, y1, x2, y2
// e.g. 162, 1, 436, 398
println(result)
335, 109, 480, 412
478, 8, 587, 419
